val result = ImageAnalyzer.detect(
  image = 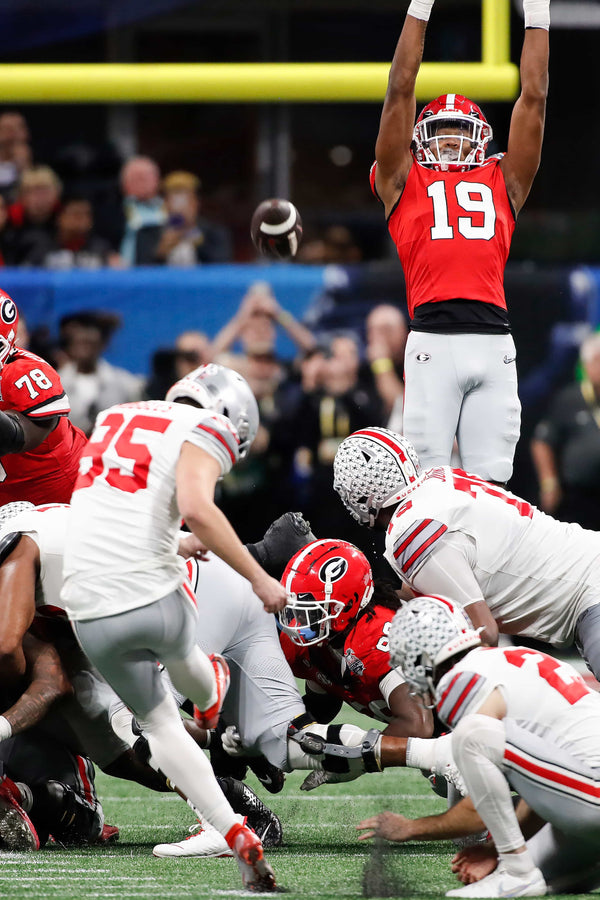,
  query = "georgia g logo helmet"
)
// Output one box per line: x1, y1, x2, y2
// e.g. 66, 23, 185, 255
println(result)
279, 539, 374, 646
0, 292, 19, 369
